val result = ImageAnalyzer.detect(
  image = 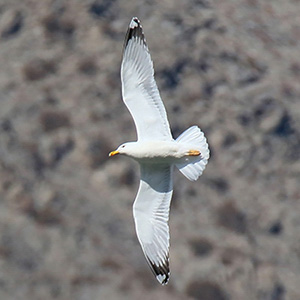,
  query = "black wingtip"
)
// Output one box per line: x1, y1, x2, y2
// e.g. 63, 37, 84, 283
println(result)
123, 17, 146, 50
146, 256, 170, 285
129, 17, 140, 29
